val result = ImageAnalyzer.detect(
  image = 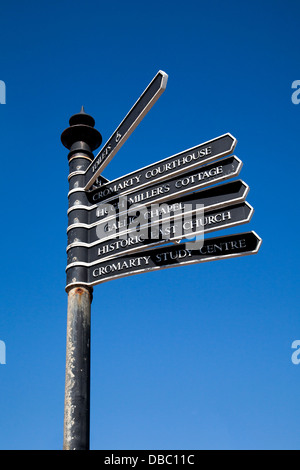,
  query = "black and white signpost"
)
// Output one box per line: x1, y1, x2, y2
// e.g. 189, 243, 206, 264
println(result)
61, 71, 262, 450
